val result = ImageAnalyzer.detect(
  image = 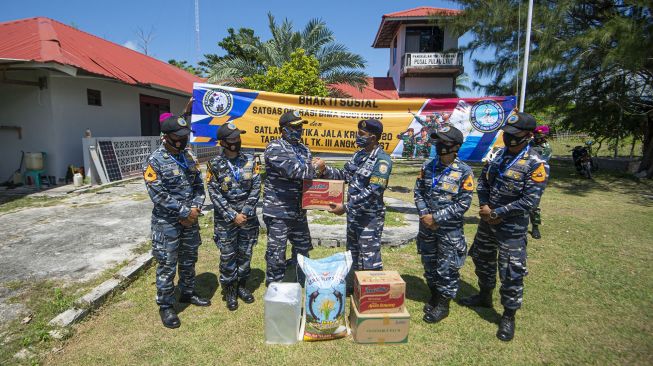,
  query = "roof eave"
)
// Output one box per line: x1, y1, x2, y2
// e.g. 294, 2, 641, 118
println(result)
2, 60, 78, 76
372, 15, 459, 48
